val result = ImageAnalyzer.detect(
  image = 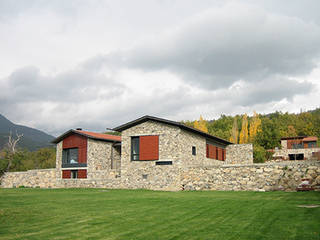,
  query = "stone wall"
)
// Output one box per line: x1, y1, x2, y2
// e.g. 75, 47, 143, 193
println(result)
181, 161, 320, 191
226, 144, 253, 164
1, 161, 320, 191
0, 169, 57, 188
273, 147, 320, 160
